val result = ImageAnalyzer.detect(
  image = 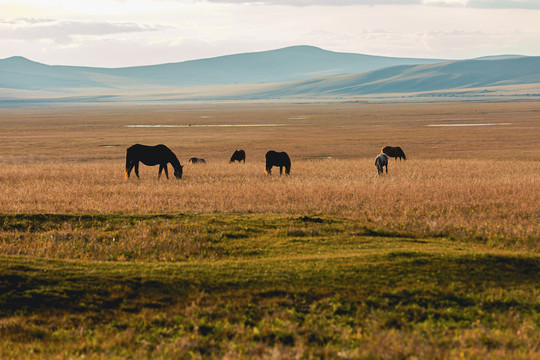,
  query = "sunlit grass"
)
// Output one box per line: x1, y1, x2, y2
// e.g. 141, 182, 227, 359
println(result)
1, 158, 538, 250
